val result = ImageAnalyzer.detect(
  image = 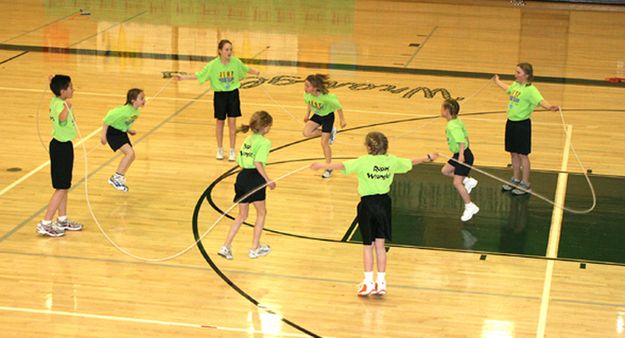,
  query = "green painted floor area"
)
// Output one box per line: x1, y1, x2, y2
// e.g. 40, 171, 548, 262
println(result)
347, 164, 625, 264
